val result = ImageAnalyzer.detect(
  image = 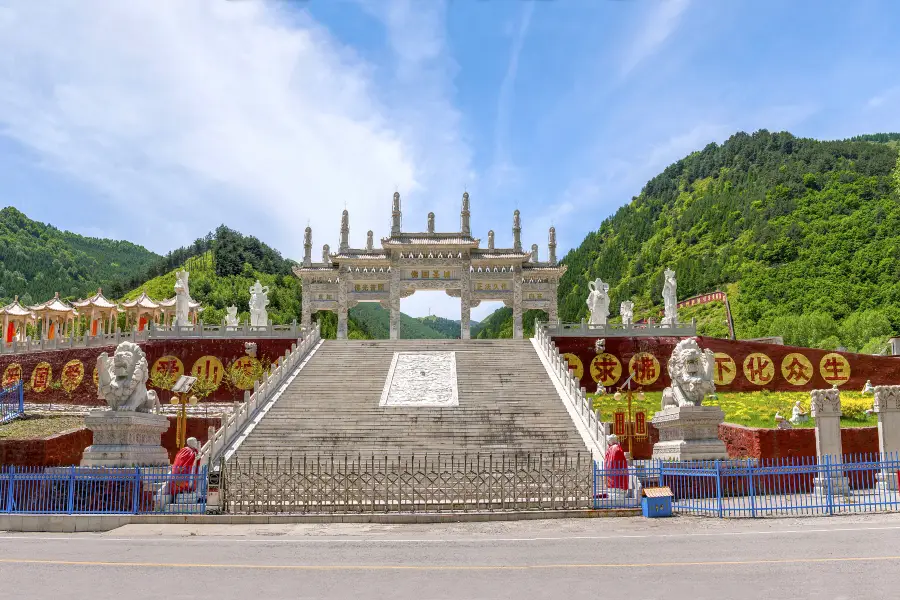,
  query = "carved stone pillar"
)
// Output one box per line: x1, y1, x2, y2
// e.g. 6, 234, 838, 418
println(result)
548, 279, 558, 325
874, 385, 900, 490
513, 266, 523, 339
337, 273, 348, 340
811, 388, 849, 494
460, 266, 471, 340
301, 293, 312, 331
389, 265, 400, 340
